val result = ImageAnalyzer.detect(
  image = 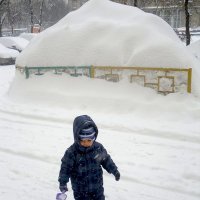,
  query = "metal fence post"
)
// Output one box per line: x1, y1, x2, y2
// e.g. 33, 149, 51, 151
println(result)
187, 68, 192, 93
25, 67, 29, 79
